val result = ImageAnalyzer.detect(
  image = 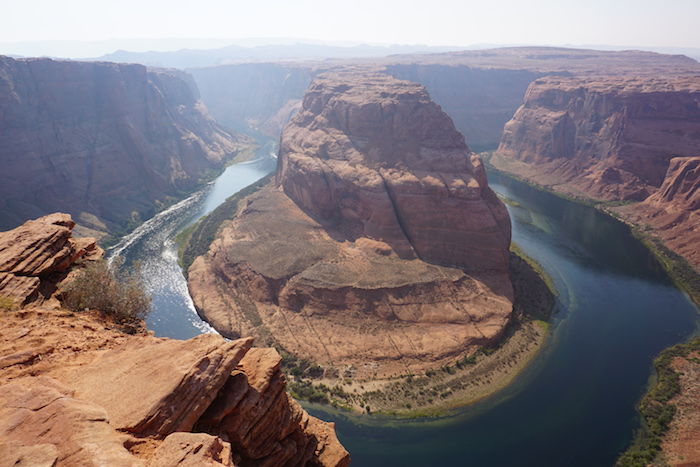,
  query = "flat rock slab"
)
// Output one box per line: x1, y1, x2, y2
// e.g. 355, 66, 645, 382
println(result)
0, 377, 139, 466
62, 333, 253, 437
